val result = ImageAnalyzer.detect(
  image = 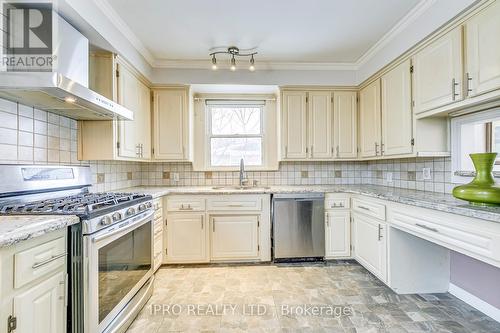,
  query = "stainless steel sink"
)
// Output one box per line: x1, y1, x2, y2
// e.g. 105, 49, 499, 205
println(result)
211, 186, 271, 190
